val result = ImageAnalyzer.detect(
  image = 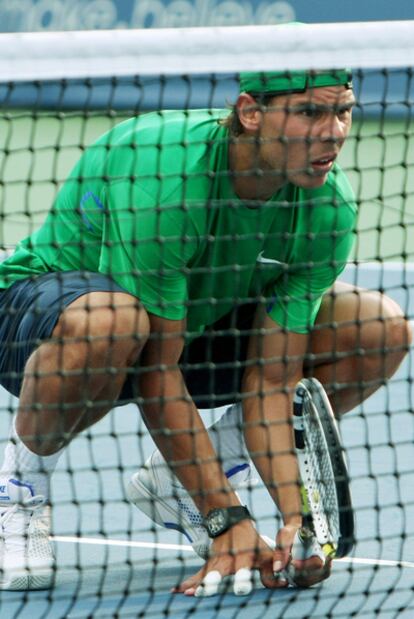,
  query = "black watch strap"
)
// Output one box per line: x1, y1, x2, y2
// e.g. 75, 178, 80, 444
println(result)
204, 506, 253, 539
